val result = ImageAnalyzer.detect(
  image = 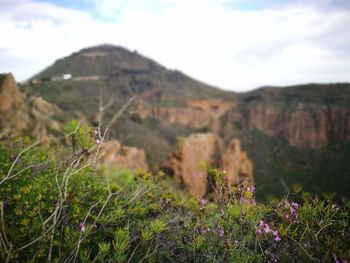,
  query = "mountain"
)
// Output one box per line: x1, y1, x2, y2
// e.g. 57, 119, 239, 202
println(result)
24, 44, 236, 166
19, 44, 350, 200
